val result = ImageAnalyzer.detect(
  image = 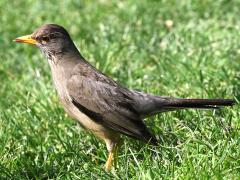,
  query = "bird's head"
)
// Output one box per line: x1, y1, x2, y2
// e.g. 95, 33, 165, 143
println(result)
15, 24, 77, 60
